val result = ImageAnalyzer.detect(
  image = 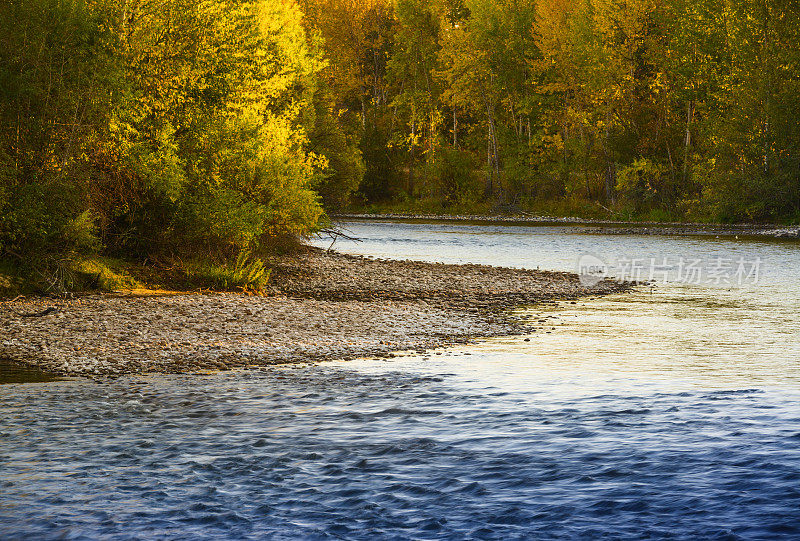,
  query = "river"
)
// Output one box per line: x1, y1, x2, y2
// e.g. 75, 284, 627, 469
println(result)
2, 220, 799, 539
